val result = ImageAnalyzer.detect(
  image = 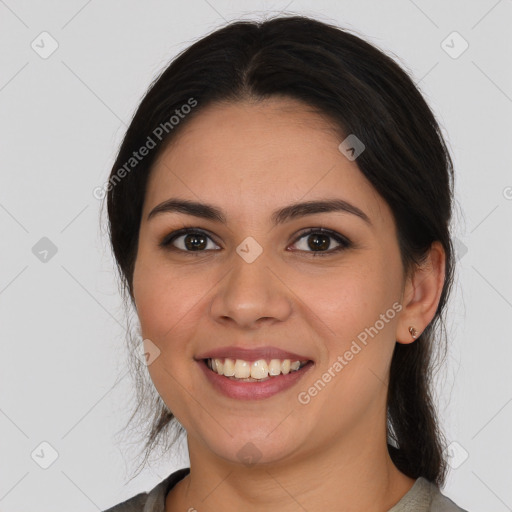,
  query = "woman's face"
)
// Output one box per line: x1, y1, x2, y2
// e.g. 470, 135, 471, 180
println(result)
133, 98, 410, 467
